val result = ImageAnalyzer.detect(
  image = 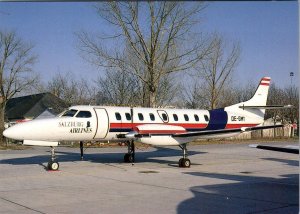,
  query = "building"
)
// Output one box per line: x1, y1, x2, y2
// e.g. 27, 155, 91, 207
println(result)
5, 93, 68, 124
